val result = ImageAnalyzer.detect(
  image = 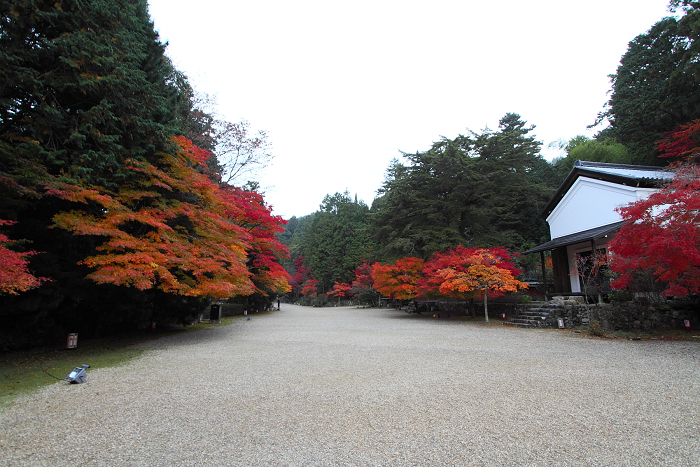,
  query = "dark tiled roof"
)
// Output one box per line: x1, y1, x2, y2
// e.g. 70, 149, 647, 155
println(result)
522, 221, 626, 255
